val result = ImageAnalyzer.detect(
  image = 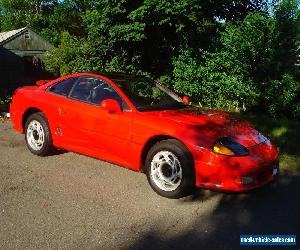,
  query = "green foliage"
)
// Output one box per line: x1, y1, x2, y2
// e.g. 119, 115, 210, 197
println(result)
1, 0, 300, 120
82, 1, 146, 74
0, 0, 86, 45
173, 49, 258, 111
44, 32, 94, 75
39, 0, 87, 45
264, 74, 300, 119
173, 1, 300, 119
41, 0, 267, 78
273, 0, 300, 75
172, 12, 276, 111
0, 0, 58, 30
220, 12, 276, 84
